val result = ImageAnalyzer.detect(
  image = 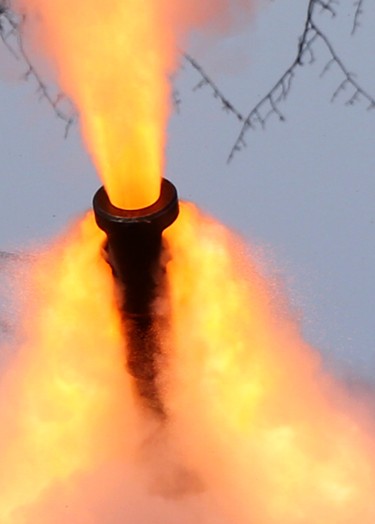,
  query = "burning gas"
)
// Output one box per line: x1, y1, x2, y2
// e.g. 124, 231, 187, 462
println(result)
164, 205, 375, 522
1, 206, 375, 522
0, 216, 136, 522
2, 0, 375, 522
12, 0, 255, 209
